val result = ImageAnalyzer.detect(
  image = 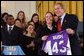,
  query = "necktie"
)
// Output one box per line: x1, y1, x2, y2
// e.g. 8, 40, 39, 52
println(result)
56, 18, 61, 32
9, 27, 12, 34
